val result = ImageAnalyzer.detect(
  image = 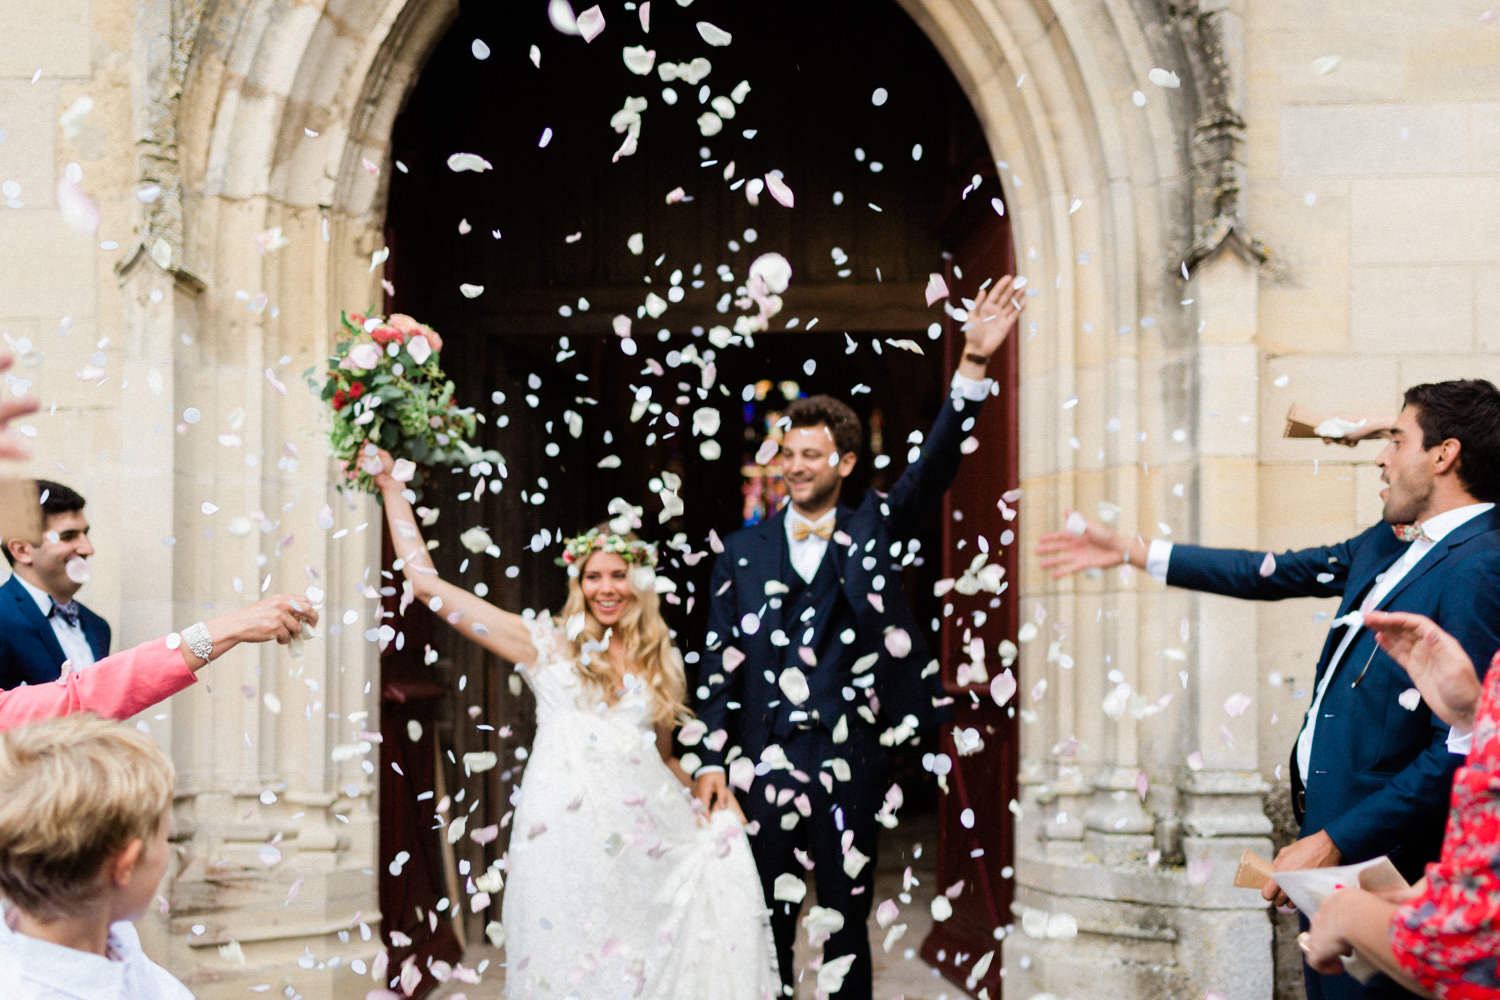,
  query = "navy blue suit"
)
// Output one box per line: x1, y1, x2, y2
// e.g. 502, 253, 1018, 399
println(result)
0, 573, 110, 689
696, 392, 974, 998
1167, 509, 1500, 1000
